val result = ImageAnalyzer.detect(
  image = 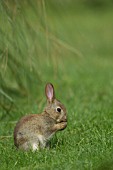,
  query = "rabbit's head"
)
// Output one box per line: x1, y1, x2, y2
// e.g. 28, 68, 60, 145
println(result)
45, 83, 67, 124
